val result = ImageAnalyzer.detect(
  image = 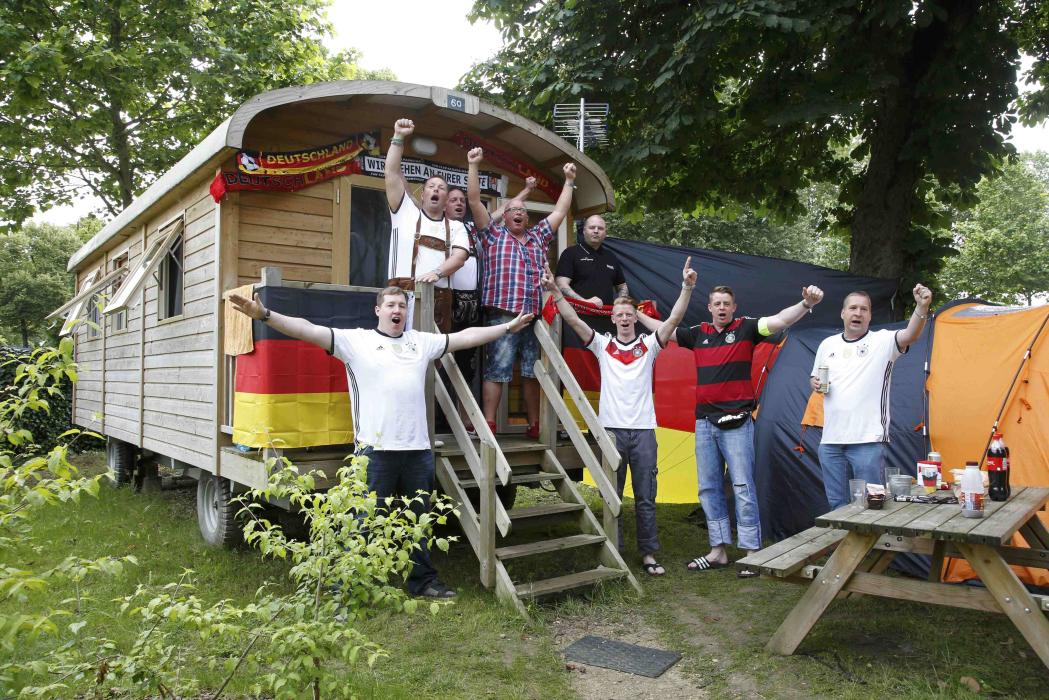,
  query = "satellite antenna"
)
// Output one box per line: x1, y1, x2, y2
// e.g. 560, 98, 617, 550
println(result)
553, 99, 609, 152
